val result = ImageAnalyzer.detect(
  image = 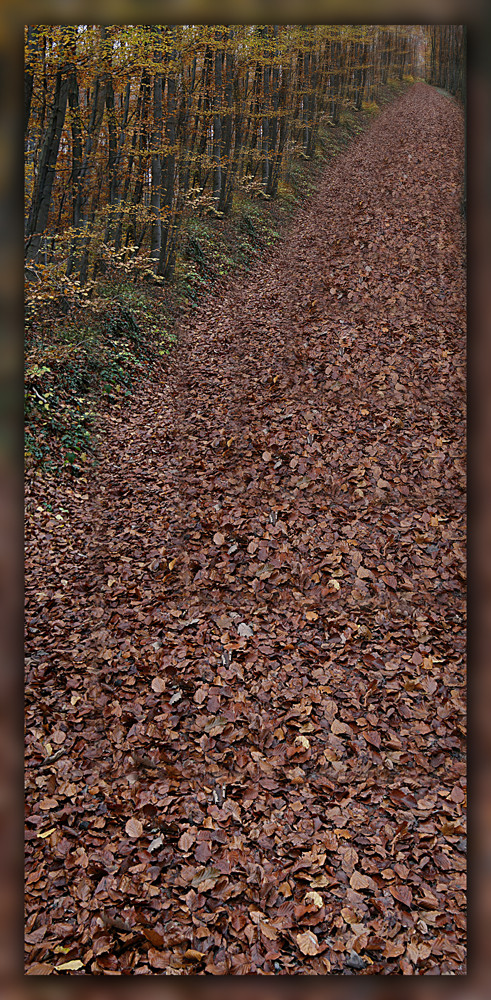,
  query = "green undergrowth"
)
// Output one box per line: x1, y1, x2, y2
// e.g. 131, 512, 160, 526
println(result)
25, 78, 411, 478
